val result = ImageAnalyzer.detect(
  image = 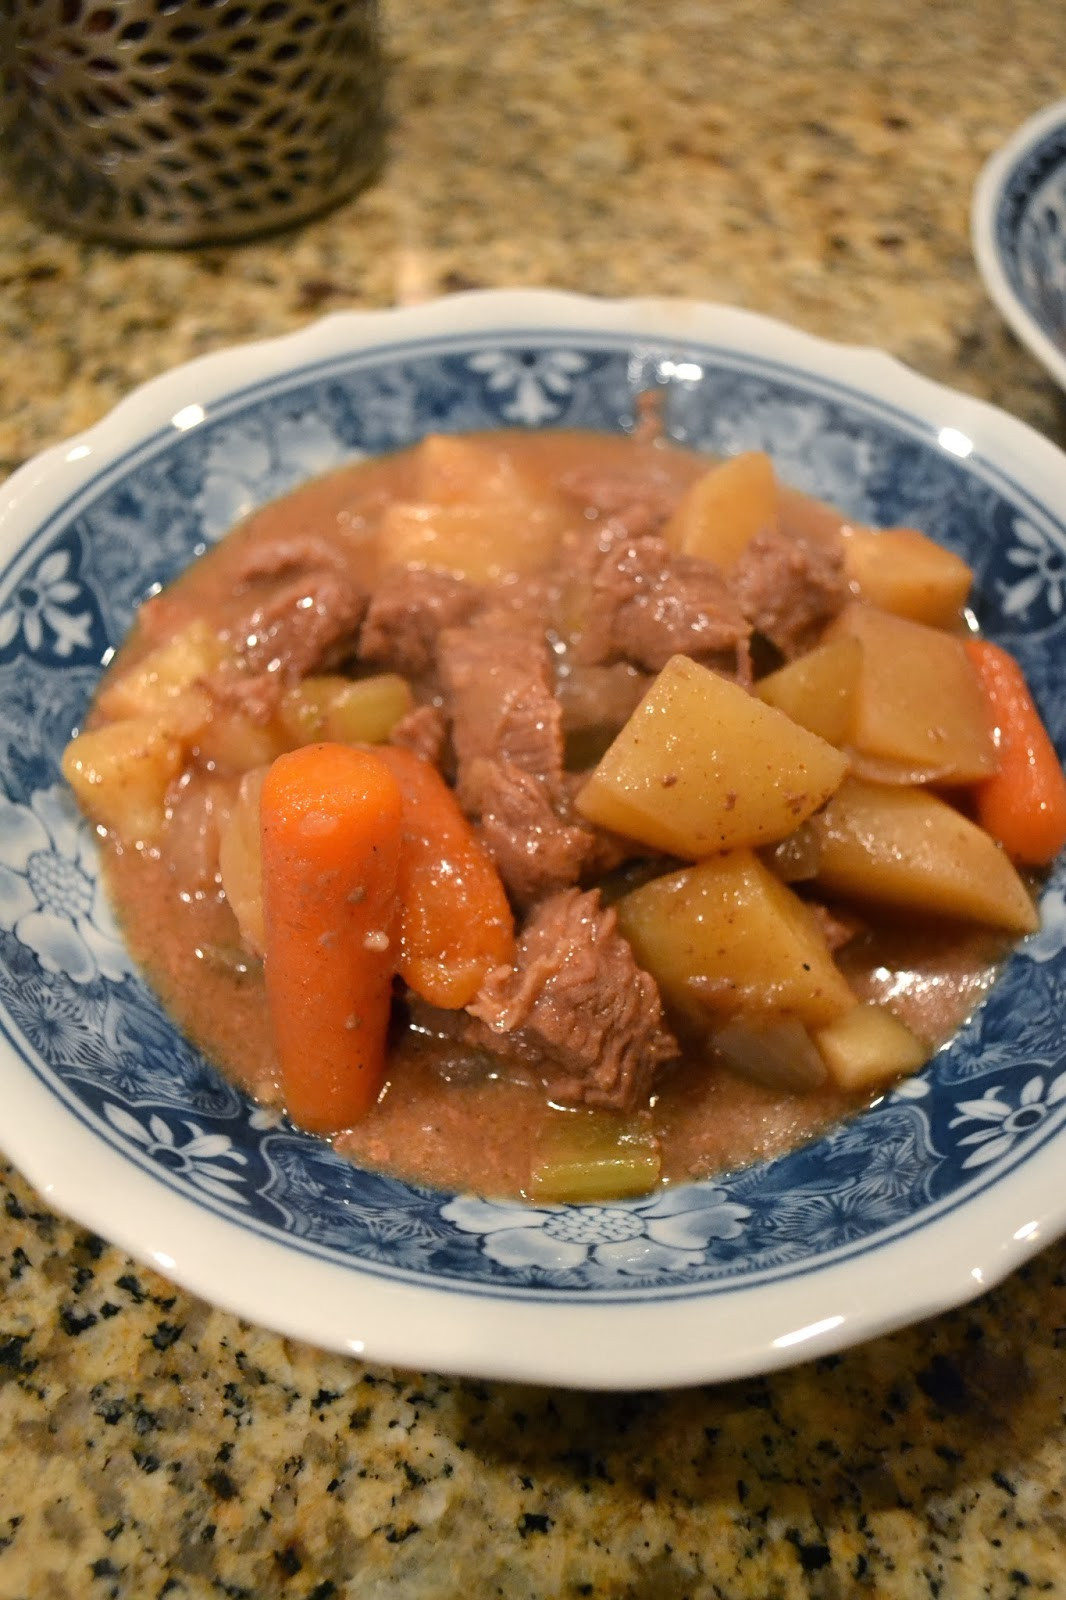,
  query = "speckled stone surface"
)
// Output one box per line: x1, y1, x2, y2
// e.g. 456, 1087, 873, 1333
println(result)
3, 2, 1066, 1595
